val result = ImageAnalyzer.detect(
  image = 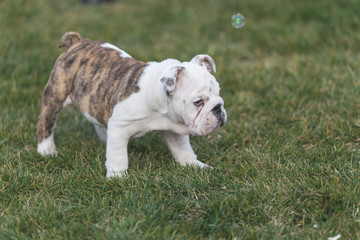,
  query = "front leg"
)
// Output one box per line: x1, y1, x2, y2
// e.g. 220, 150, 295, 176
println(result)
105, 121, 130, 178
162, 131, 211, 169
